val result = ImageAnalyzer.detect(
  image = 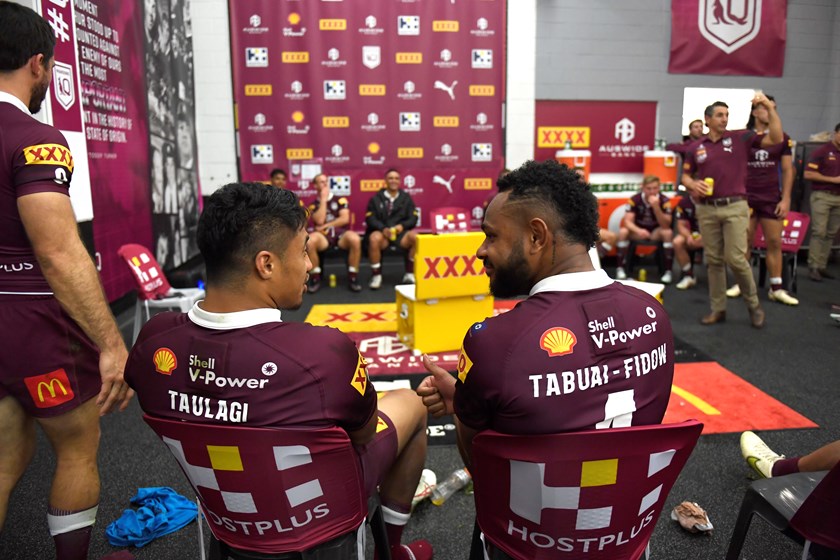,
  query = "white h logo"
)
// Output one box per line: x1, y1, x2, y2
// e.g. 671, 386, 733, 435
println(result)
615, 118, 636, 144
